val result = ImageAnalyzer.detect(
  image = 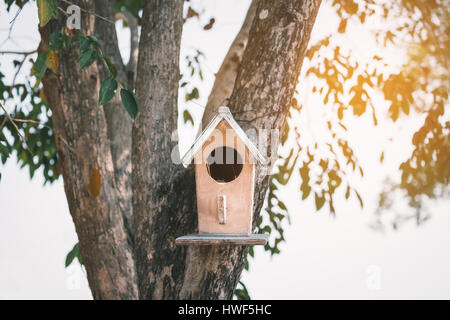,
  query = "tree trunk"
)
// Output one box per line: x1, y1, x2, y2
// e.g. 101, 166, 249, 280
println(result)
133, 0, 321, 299
131, 0, 191, 299
40, 0, 137, 299
40, 0, 321, 299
